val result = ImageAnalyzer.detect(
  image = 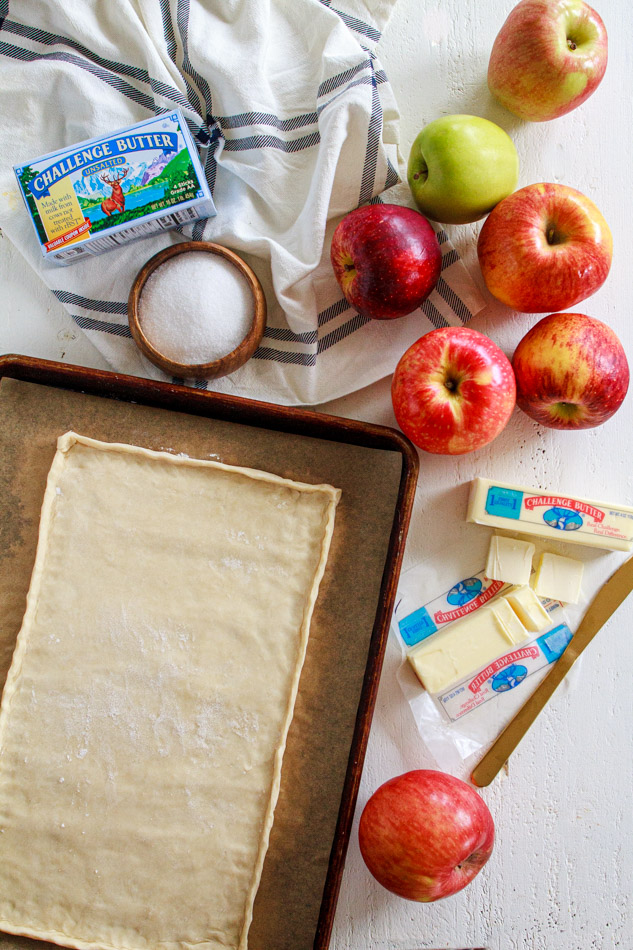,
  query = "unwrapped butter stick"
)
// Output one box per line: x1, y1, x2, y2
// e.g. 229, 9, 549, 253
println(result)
408, 598, 530, 694
407, 584, 555, 694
